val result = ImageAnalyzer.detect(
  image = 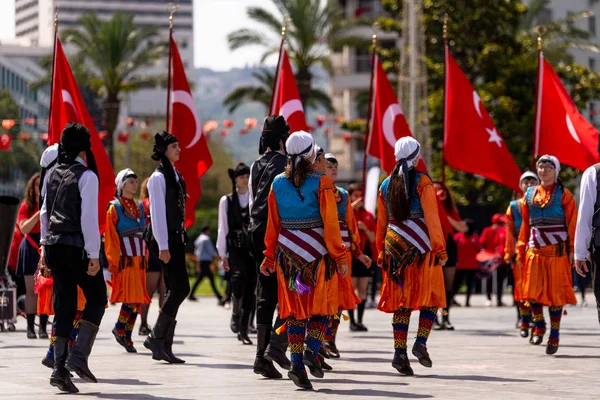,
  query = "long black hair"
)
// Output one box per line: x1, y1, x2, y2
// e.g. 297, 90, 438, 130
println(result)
388, 168, 417, 222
